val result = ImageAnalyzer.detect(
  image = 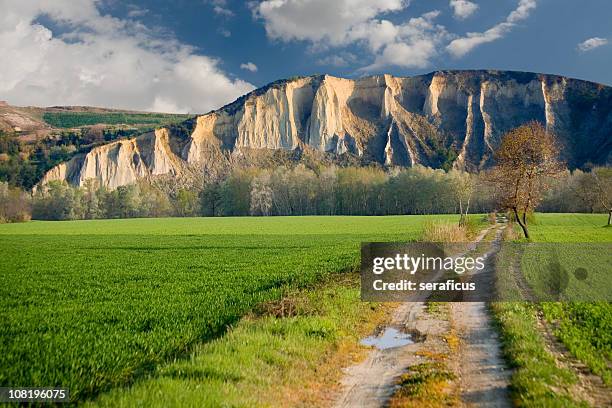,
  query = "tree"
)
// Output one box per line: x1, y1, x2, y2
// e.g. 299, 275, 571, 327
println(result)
82, 178, 102, 219
487, 122, 562, 238
0, 182, 30, 223
32, 181, 80, 220
175, 189, 198, 217
450, 170, 474, 226
573, 171, 600, 213
592, 167, 612, 226
200, 182, 223, 216
250, 172, 273, 216
221, 169, 255, 216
